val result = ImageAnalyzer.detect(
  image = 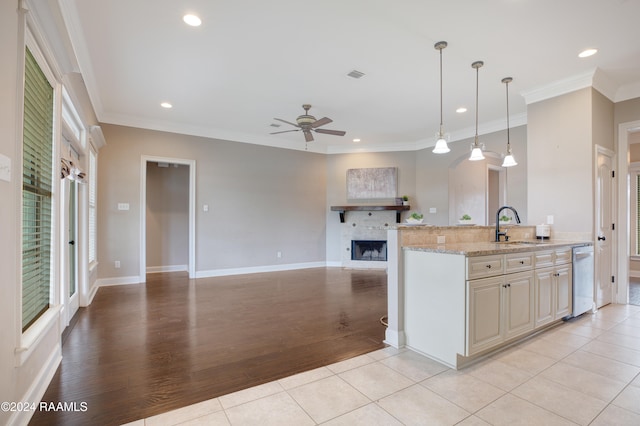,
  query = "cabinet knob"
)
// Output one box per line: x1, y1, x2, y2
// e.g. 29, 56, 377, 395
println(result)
486, 264, 492, 269
519, 260, 524, 264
